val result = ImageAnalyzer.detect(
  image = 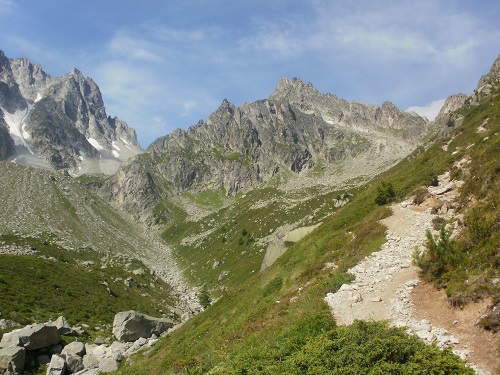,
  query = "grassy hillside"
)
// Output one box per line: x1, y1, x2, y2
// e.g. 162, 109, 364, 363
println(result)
0, 232, 175, 341
112, 86, 499, 374
0, 164, 178, 340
